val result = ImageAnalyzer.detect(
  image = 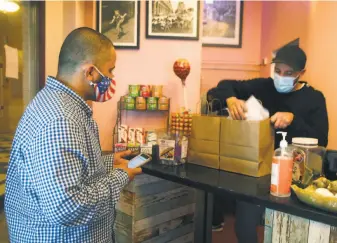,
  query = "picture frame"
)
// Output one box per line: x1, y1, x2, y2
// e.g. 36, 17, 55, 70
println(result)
96, 0, 140, 49
146, 0, 200, 40
202, 0, 244, 48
